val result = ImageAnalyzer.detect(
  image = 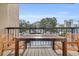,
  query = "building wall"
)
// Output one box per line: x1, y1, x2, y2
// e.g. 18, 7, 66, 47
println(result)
0, 4, 19, 34
7, 4, 19, 27
0, 4, 8, 33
